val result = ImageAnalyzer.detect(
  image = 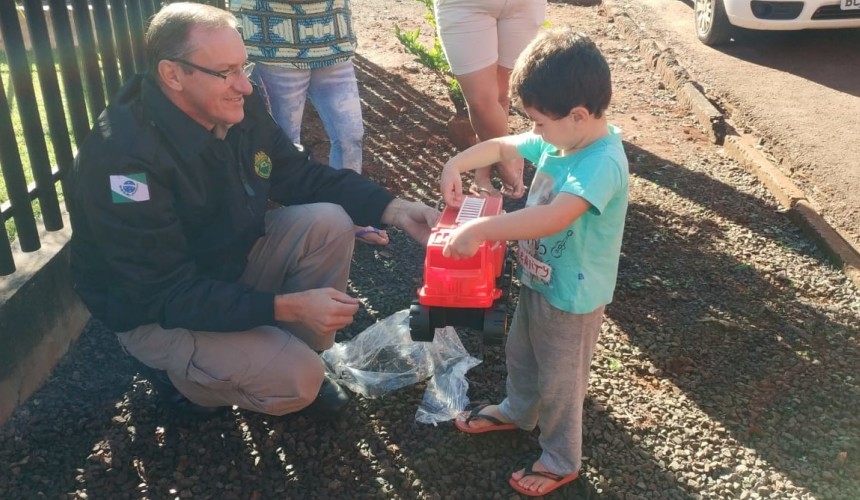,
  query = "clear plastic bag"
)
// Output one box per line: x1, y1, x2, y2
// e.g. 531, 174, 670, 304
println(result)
415, 325, 481, 424
321, 309, 481, 424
